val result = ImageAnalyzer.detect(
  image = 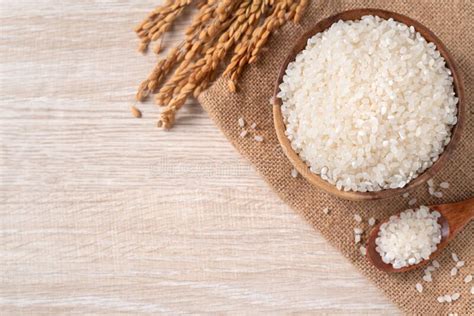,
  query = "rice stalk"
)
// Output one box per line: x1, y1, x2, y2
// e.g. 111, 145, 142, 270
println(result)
132, 0, 308, 129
